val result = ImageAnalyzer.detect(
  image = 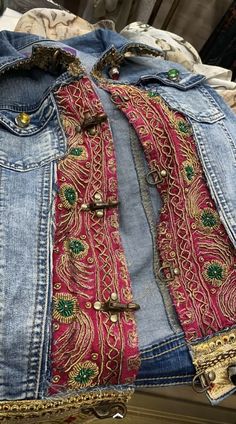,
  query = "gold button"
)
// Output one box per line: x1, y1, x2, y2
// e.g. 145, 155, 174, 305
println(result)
15, 112, 31, 128
94, 193, 102, 201
208, 371, 216, 381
